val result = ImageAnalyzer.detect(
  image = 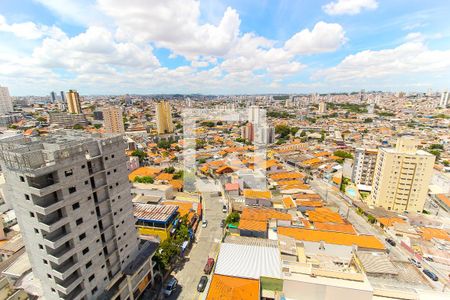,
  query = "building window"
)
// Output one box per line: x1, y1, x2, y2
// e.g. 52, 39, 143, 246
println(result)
43, 259, 48, 264
34, 228, 39, 234
79, 233, 86, 240
19, 176, 25, 182
47, 274, 52, 279
85, 180, 89, 185
82, 247, 89, 255
86, 261, 92, 269
111, 154, 115, 158
81, 165, 86, 169
30, 212, 35, 218
51, 288, 56, 293
25, 194, 30, 200
76, 218, 83, 225
92, 287, 98, 295
39, 244, 43, 249
65, 169, 73, 177
105, 157, 108, 161
68, 187, 76, 194
72, 202, 80, 210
